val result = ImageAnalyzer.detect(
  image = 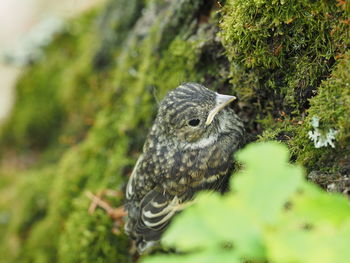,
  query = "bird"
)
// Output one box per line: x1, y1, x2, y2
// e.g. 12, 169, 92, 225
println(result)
124, 82, 245, 253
